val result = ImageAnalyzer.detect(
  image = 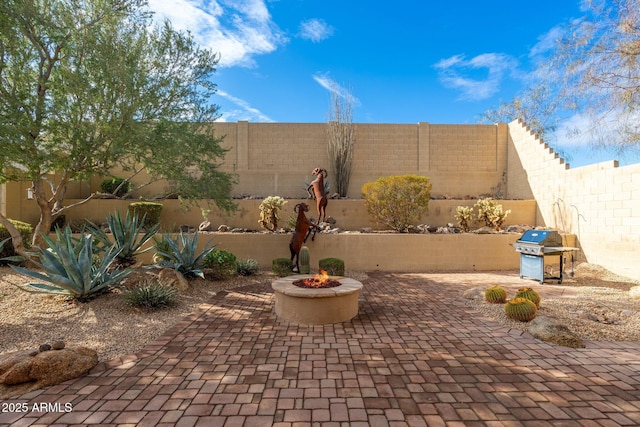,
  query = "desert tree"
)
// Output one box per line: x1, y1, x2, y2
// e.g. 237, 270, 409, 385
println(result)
326, 86, 355, 197
481, 85, 560, 139
483, 0, 640, 155
550, 0, 640, 152
0, 0, 235, 254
